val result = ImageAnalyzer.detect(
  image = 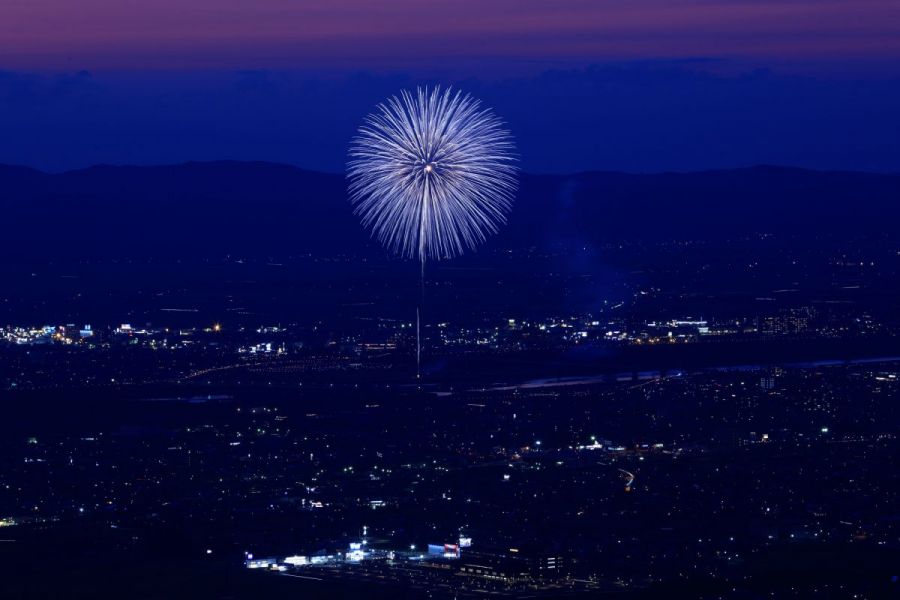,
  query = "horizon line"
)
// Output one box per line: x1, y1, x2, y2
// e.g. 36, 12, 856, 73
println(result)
2, 159, 898, 179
